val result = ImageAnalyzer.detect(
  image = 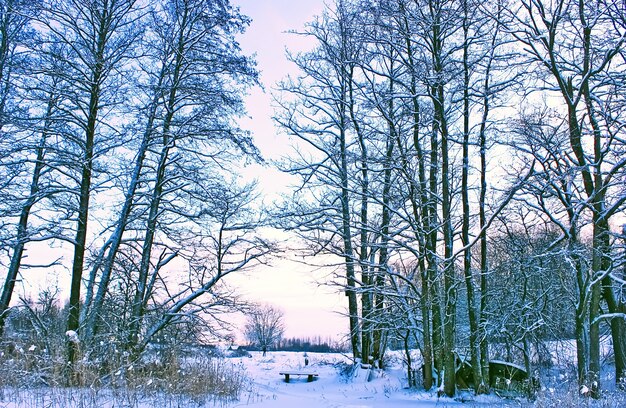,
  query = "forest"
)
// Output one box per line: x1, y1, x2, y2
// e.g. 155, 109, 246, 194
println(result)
273, 0, 626, 399
0, 0, 625, 404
